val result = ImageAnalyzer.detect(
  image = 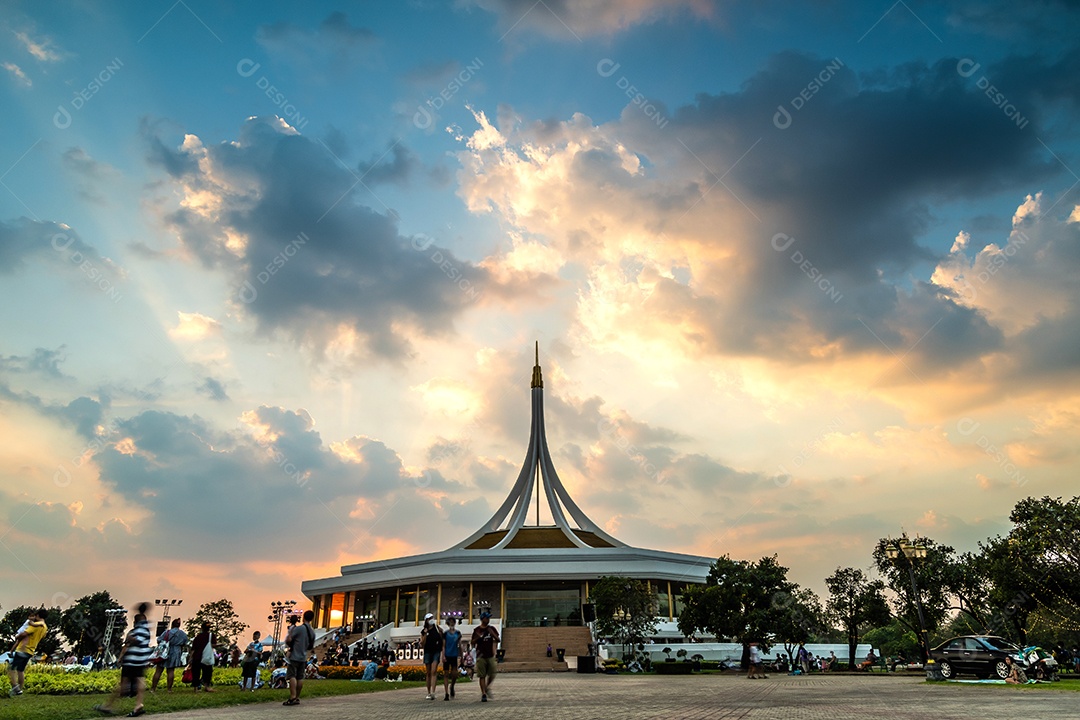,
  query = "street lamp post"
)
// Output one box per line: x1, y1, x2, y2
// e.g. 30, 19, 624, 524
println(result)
884, 535, 930, 669
613, 608, 628, 661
